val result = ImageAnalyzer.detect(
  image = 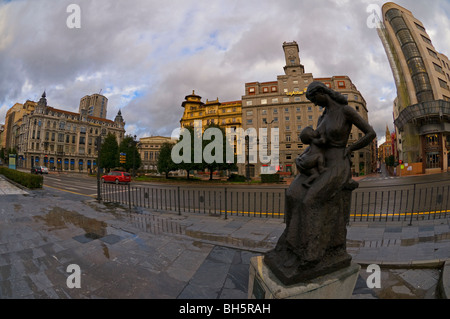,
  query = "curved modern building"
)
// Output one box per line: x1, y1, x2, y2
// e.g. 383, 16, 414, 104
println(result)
379, 2, 450, 173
